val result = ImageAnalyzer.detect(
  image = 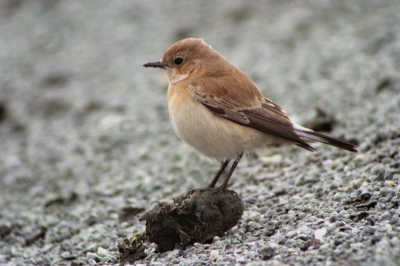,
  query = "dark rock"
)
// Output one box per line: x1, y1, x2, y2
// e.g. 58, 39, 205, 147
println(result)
356, 200, 378, 210
25, 226, 47, 246
139, 188, 244, 252
261, 245, 275, 260
359, 191, 372, 201
0, 224, 12, 237
263, 226, 276, 237
375, 77, 394, 93
0, 101, 7, 123
41, 71, 71, 88
349, 212, 369, 222
304, 107, 337, 132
